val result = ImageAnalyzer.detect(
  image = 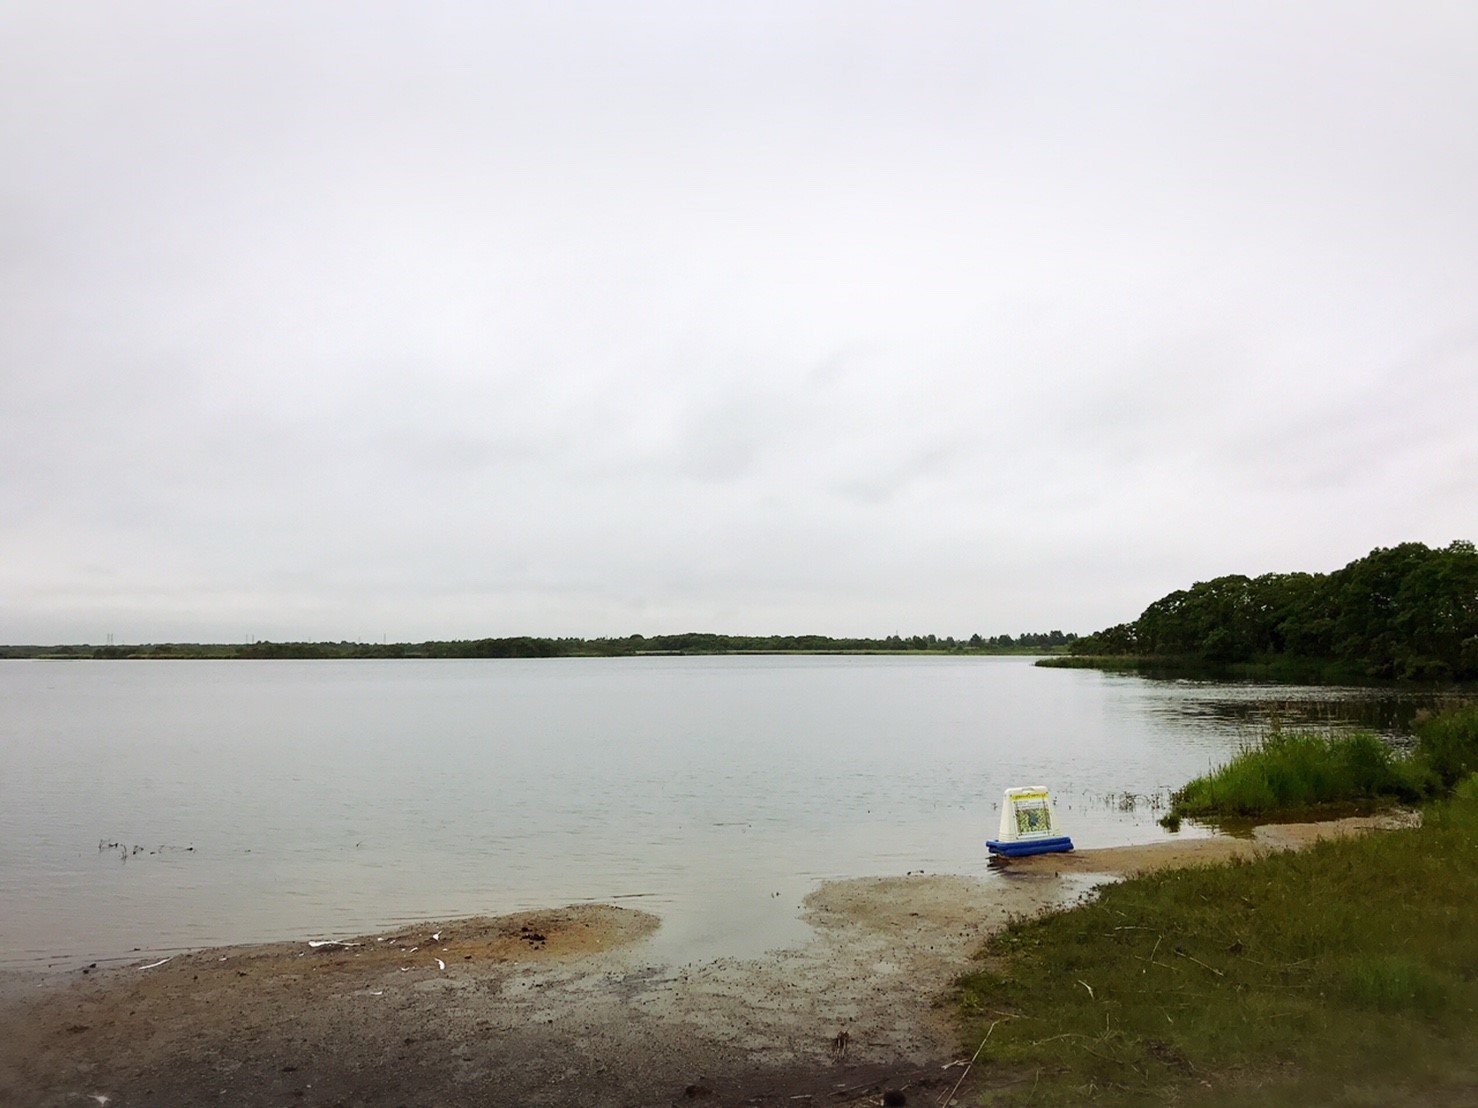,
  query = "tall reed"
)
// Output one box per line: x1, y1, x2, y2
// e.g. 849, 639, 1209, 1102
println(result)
1167, 704, 1477, 821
